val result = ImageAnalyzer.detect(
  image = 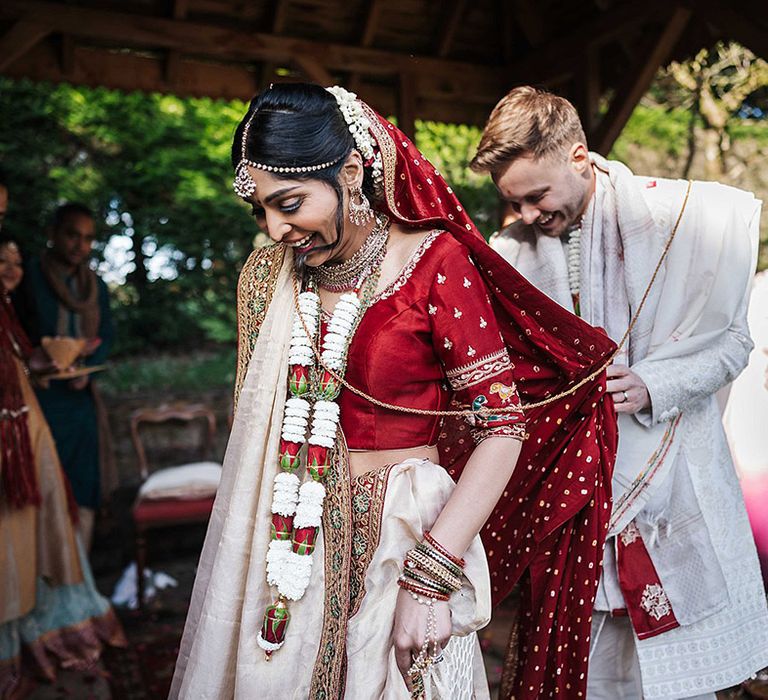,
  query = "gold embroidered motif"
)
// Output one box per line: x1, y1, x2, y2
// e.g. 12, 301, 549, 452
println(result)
446, 348, 512, 391
309, 434, 353, 699
234, 244, 285, 409
349, 464, 393, 618
490, 381, 518, 404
